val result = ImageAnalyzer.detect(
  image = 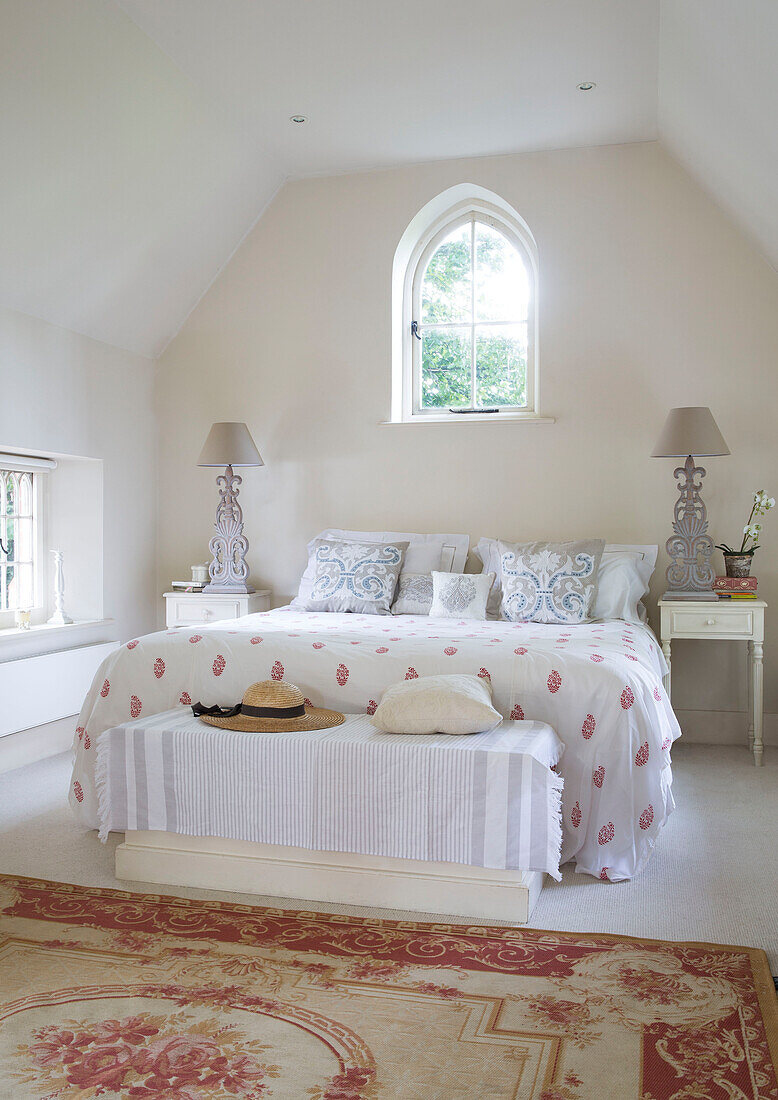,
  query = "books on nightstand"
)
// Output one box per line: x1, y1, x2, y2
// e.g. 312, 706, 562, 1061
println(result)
714, 576, 758, 599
